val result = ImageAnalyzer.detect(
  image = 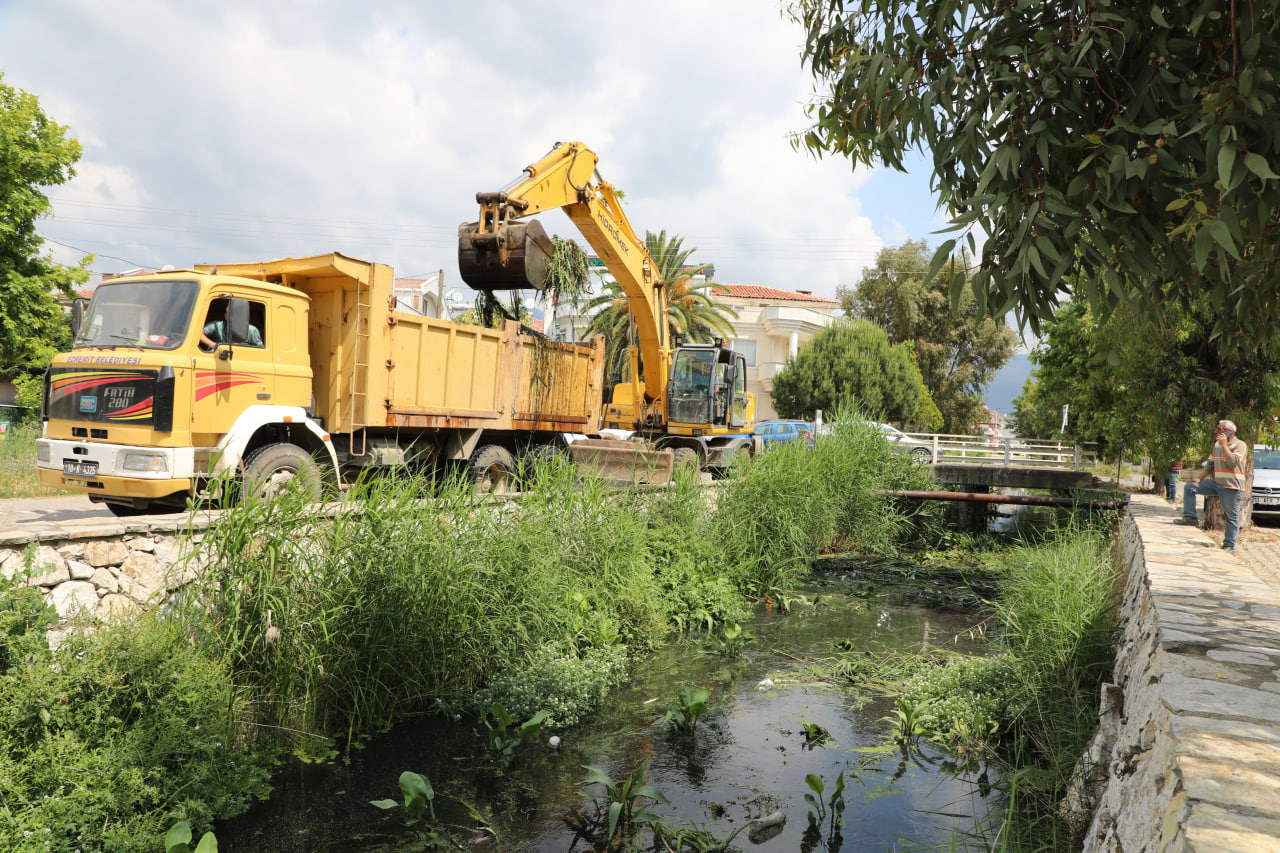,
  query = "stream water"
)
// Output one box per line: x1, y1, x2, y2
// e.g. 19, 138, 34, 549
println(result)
217, 576, 999, 852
